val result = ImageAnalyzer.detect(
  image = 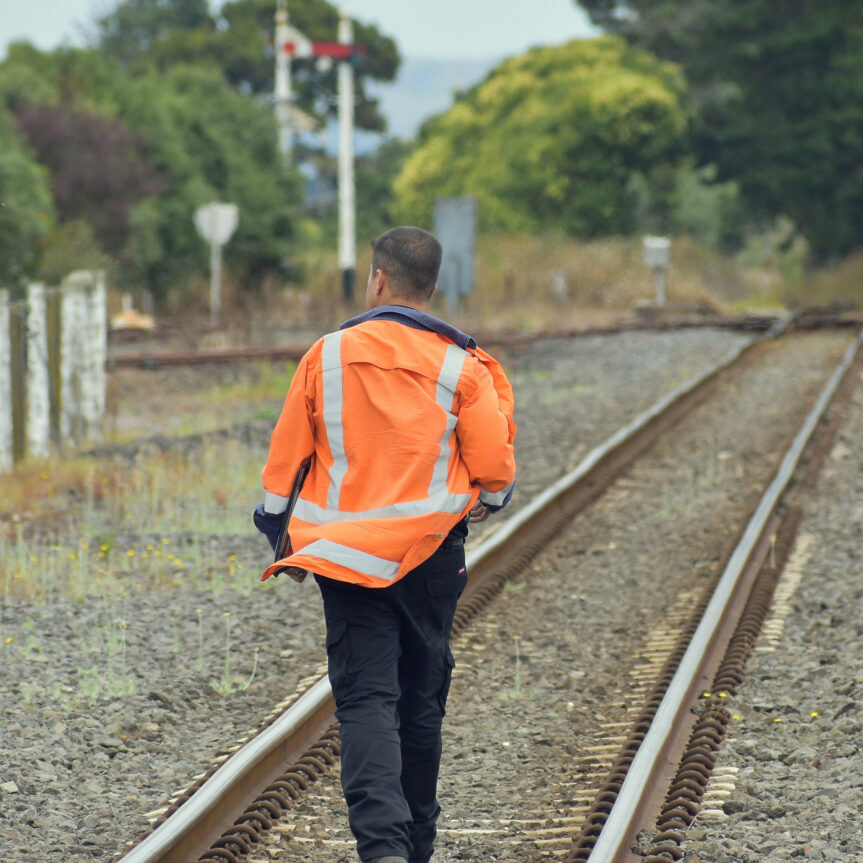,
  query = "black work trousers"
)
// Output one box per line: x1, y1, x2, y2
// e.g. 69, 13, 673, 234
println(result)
315, 540, 467, 863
